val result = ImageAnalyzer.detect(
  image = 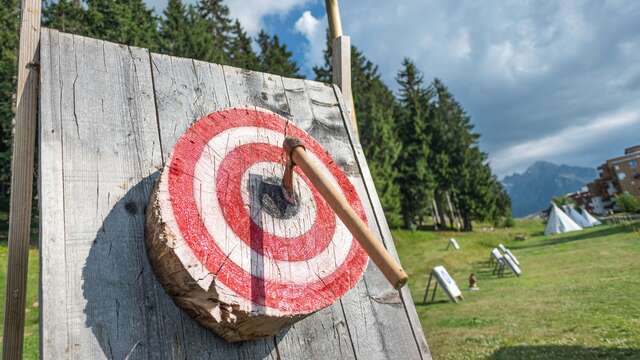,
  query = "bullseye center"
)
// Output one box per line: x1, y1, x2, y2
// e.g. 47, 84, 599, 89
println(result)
248, 174, 299, 220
